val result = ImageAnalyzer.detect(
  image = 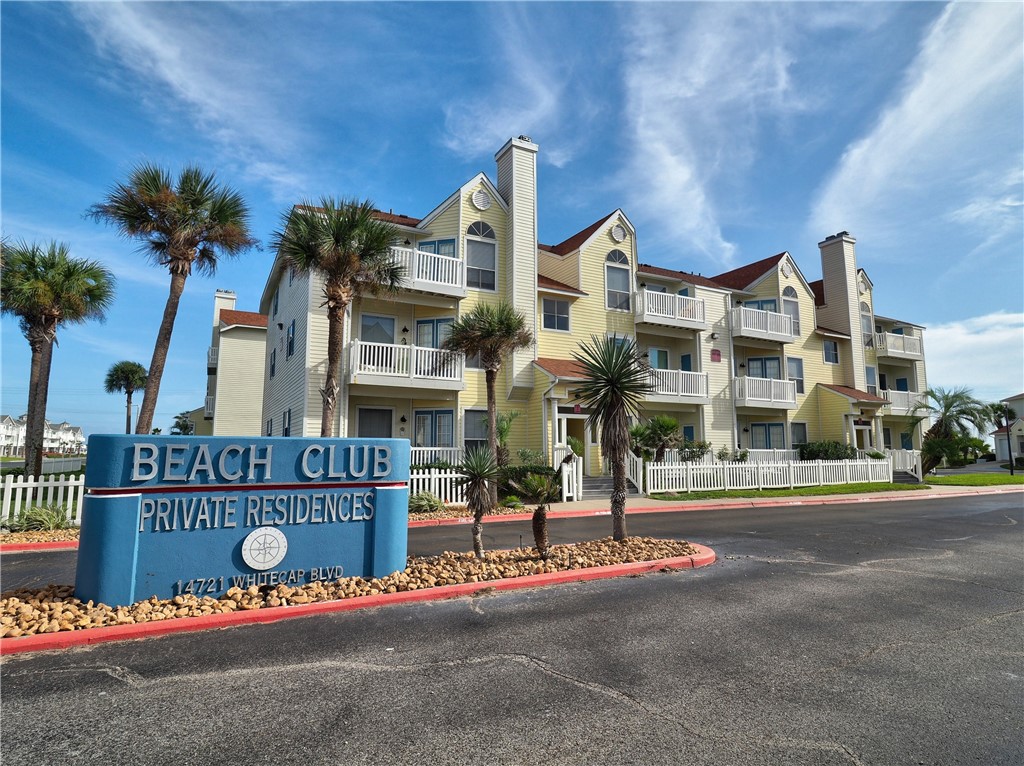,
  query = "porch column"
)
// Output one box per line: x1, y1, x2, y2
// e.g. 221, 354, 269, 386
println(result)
874, 416, 885, 452
549, 397, 558, 457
